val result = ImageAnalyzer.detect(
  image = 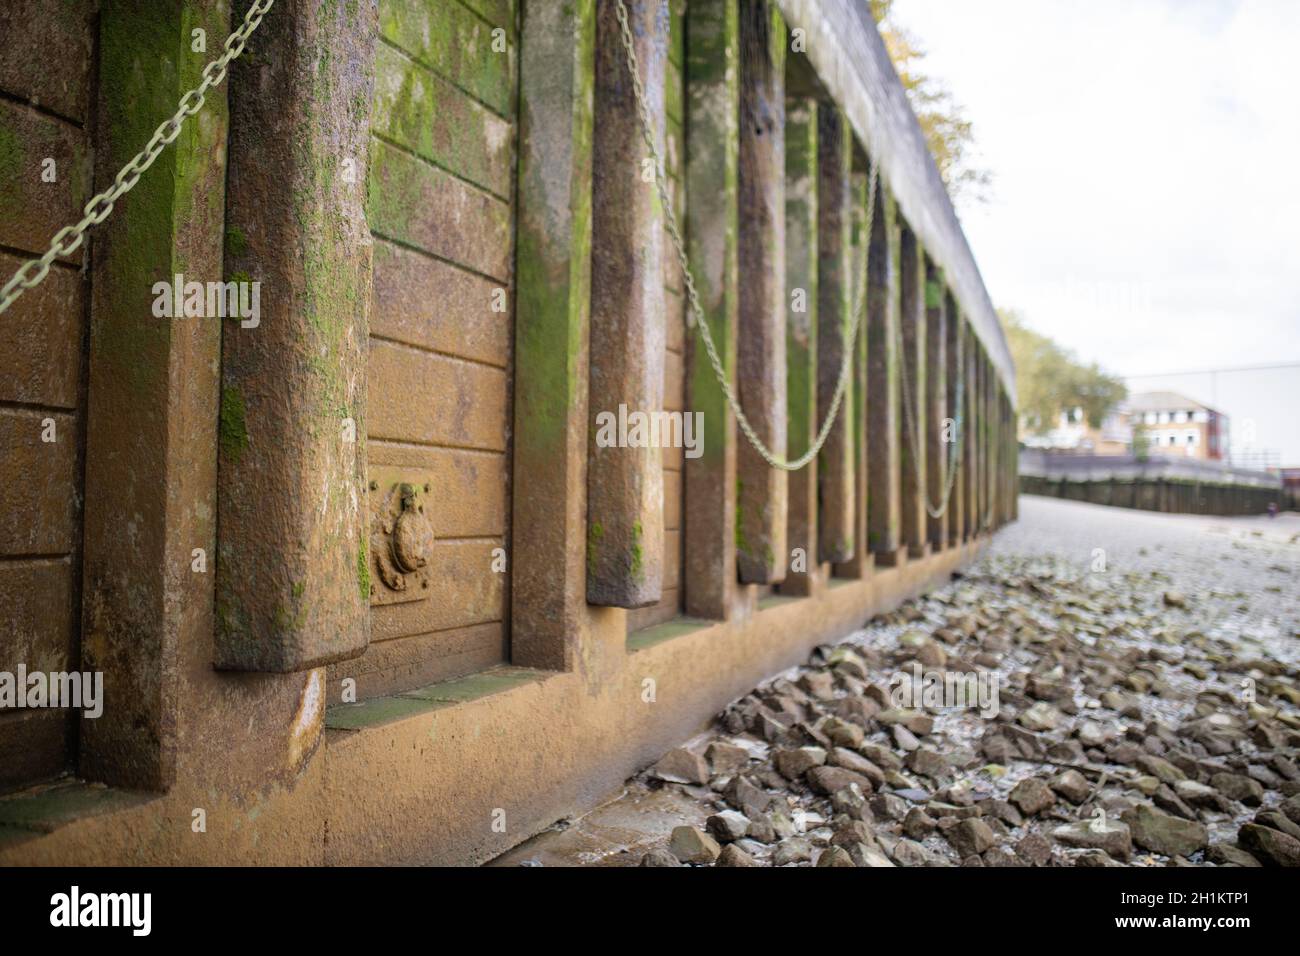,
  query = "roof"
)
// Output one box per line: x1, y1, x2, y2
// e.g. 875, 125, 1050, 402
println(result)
1125, 390, 1221, 415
